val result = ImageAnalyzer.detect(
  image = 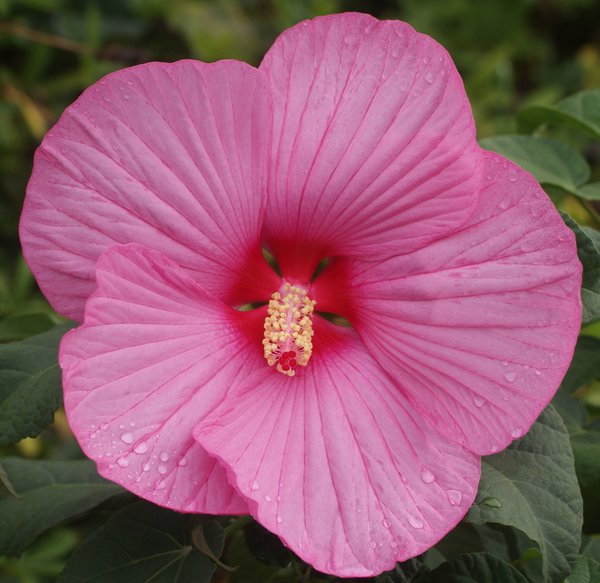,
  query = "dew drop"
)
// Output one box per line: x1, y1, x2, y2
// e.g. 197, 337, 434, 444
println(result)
100, 423, 108, 430
424, 72, 433, 83
509, 173, 518, 182
502, 361, 509, 366
156, 480, 166, 490
276, 496, 282, 502
421, 469, 435, 483
370, 541, 377, 549
504, 371, 517, 382
160, 452, 169, 462
511, 427, 523, 439
117, 457, 129, 468
250, 480, 260, 491
499, 198, 510, 210
158, 465, 167, 475
134, 442, 148, 454
129, 422, 135, 427
473, 395, 485, 408
390, 541, 398, 549
277, 515, 283, 524
535, 369, 542, 376
447, 490, 462, 506
178, 457, 188, 467
142, 463, 150, 472
490, 444, 499, 453
90, 432, 98, 439
482, 496, 502, 508
127, 79, 134, 86
265, 495, 272, 502
408, 515, 424, 529
382, 519, 391, 529
120, 432, 133, 444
